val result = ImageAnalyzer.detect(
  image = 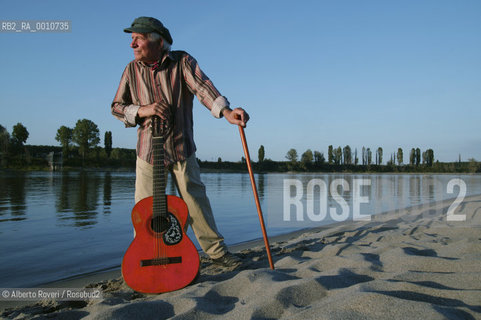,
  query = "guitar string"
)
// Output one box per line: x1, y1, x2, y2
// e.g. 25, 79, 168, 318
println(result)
159, 136, 166, 264
153, 66, 169, 265
153, 119, 159, 263
154, 66, 175, 267
153, 117, 169, 266
155, 135, 164, 262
